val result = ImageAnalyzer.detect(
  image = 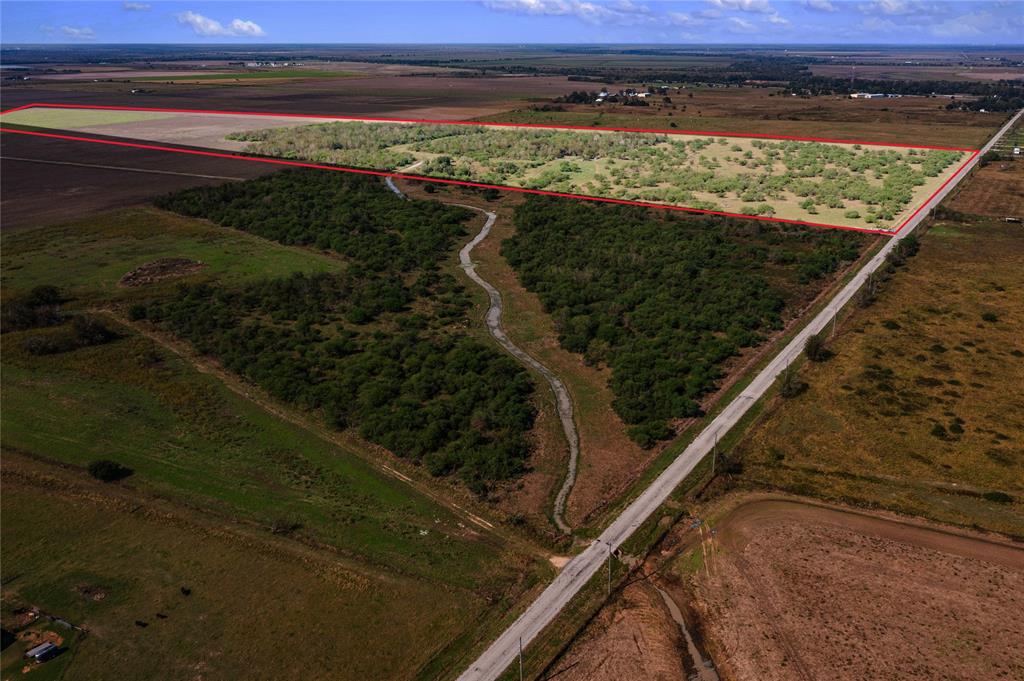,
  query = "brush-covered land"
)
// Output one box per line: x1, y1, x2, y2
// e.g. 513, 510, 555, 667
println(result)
229, 120, 965, 229
140, 169, 537, 495
500, 197, 871, 447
